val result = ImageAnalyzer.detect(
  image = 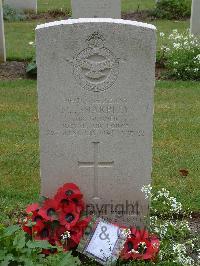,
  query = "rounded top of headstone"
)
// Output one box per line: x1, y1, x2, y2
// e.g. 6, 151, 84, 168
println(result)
36, 18, 156, 32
